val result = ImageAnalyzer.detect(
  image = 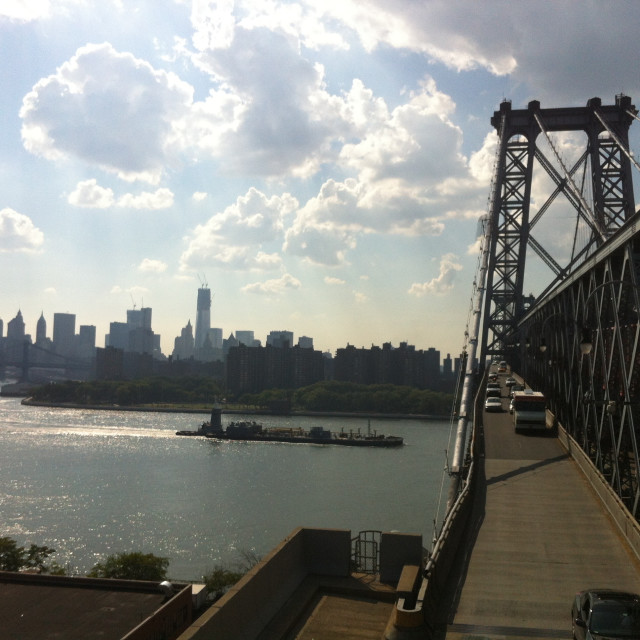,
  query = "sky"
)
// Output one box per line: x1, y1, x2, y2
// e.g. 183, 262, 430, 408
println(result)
2, 0, 640, 359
